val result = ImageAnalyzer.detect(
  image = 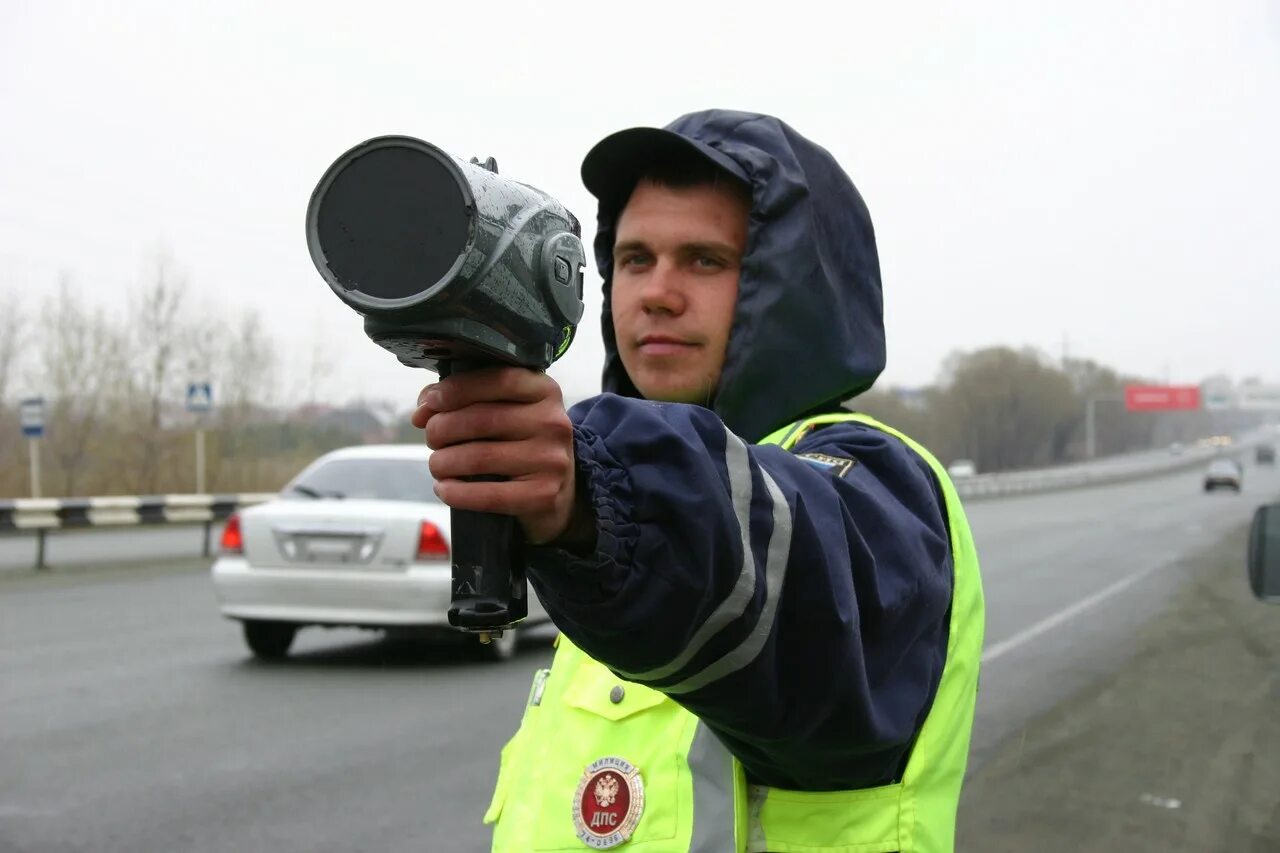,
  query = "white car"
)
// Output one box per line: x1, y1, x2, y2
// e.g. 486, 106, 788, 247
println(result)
211, 444, 549, 661
947, 459, 978, 479
1203, 457, 1243, 493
